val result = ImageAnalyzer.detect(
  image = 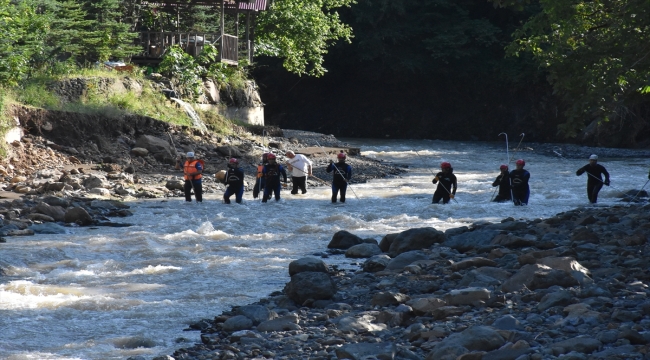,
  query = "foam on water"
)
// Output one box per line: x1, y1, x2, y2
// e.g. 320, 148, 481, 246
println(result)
1, 138, 648, 359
